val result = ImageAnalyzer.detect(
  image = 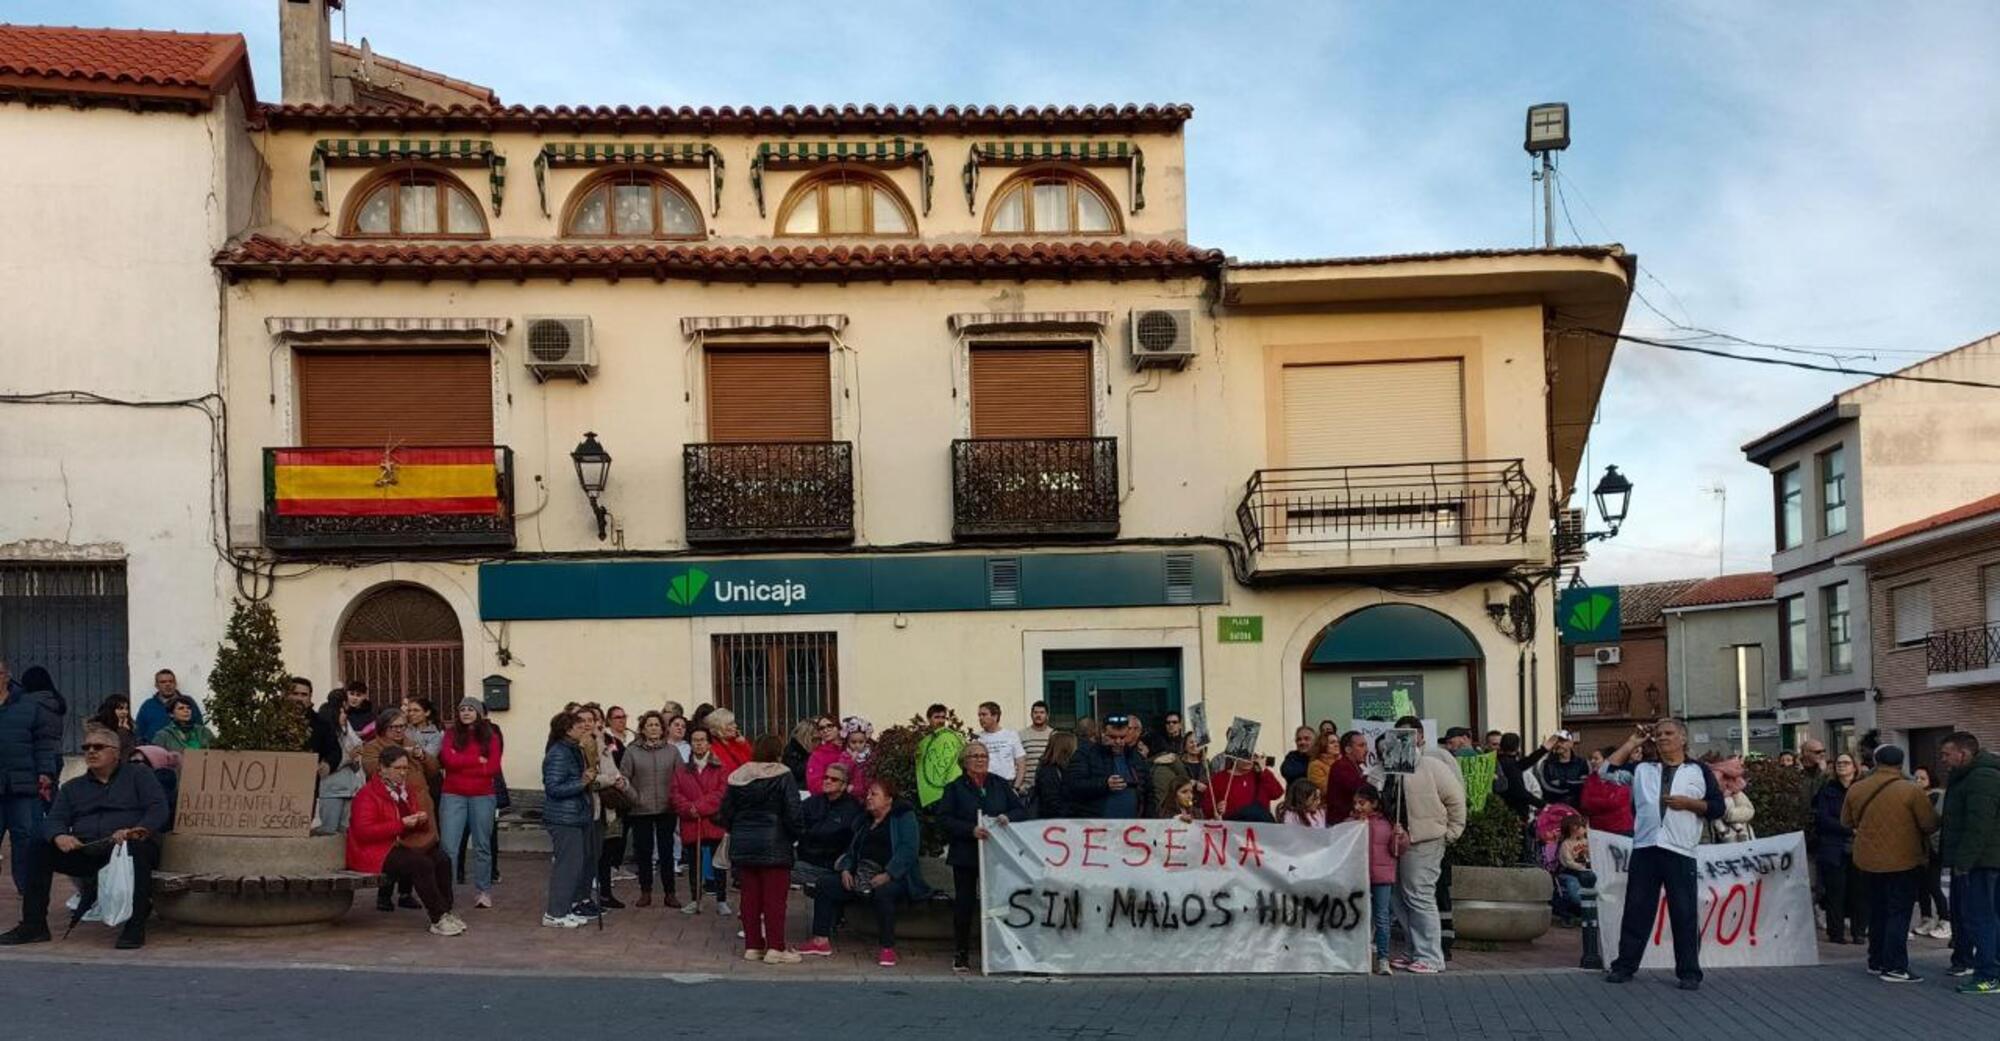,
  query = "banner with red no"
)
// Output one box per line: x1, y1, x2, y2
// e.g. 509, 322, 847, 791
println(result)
1591, 830, 1818, 969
